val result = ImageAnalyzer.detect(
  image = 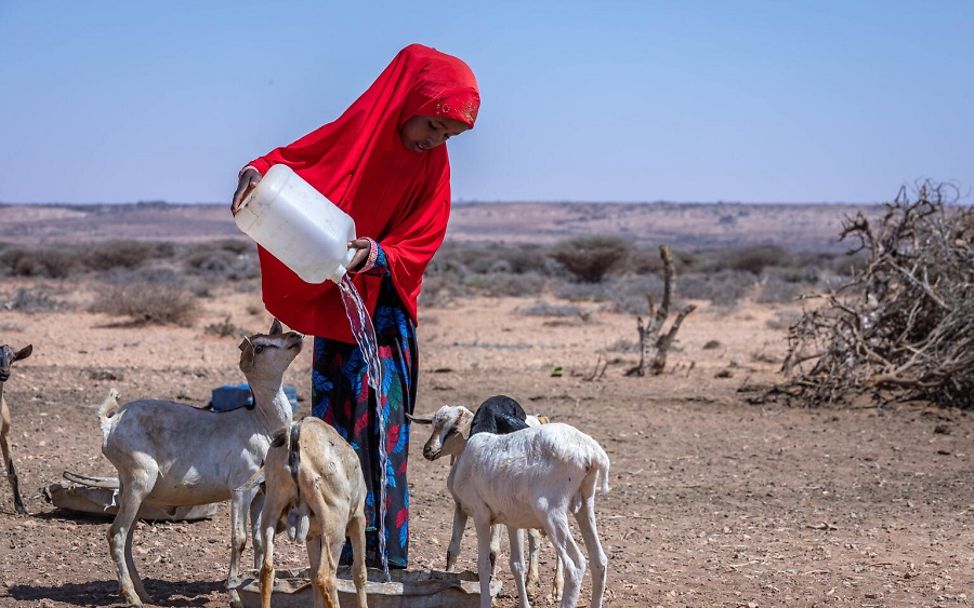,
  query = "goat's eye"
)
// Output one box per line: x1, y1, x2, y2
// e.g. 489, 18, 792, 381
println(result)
254, 345, 264, 354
